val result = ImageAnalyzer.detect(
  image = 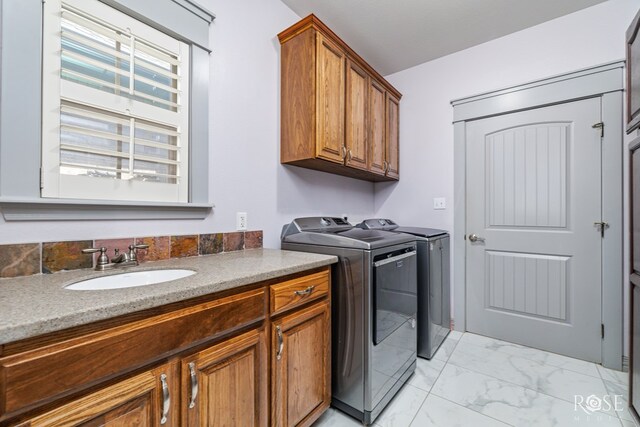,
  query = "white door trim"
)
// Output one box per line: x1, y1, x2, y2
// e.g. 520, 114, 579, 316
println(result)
452, 60, 624, 369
